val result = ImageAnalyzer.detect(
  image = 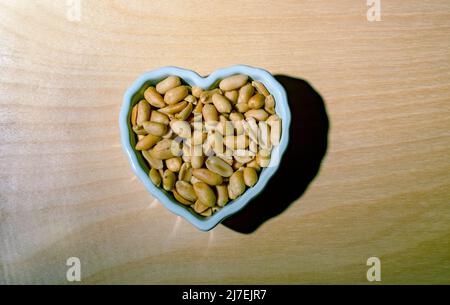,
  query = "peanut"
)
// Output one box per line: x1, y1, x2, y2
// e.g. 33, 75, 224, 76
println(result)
205, 156, 234, 177
156, 76, 181, 94
252, 80, 270, 97
192, 168, 223, 186
219, 74, 248, 91
144, 87, 166, 108
164, 86, 189, 105
193, 182, 216, 207
136, 100, 151, 126
228, 170, 246, 200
